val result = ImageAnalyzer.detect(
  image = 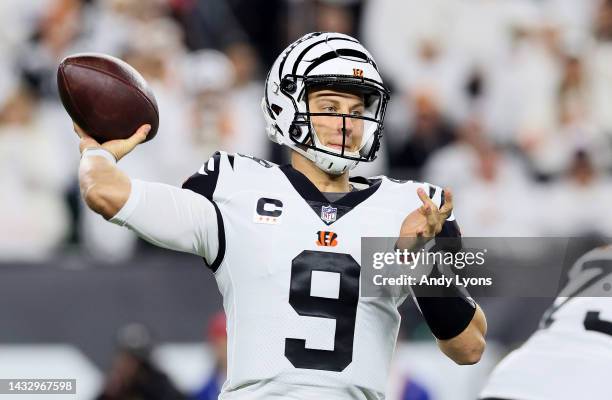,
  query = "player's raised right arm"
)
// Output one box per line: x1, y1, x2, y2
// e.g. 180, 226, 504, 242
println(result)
76, 123, 220, 263
77, 123, 150, 218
